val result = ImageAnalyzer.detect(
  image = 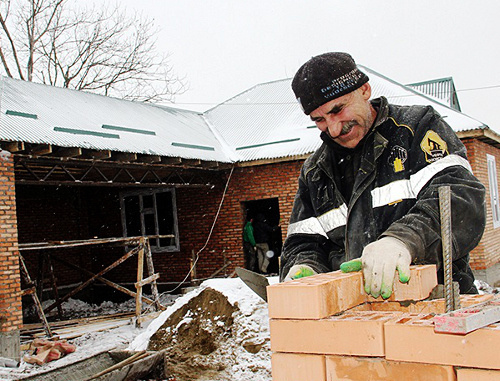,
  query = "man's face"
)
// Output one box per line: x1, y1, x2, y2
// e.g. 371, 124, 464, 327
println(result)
309, 83, 375, 149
